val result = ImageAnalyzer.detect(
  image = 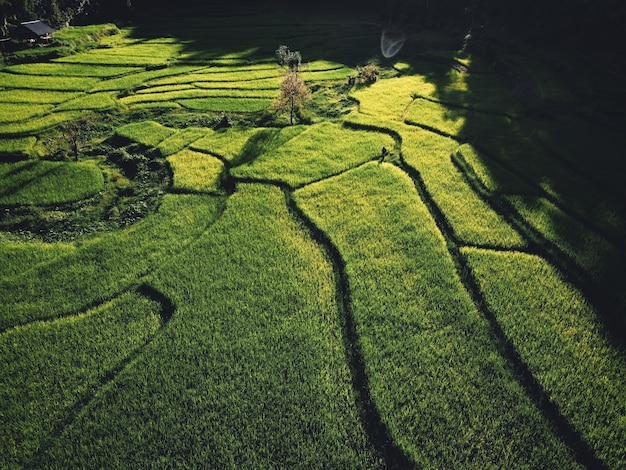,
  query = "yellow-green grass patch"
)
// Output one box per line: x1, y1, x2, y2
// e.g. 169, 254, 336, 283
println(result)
155, 127, 208, 157
294, 163, 575, 468
5, 63, 141, 78
351, 76, 425, 120
0, 72, 98, 91
167, 149, 225, 193
40, 184, 379, 468
177, 97, 272, 112
0, 103, 54, 123
92, 65, 205, 92
0, 111, 82, 136
54, 92, 117, 111
463, 248, 626, 469
0, 136, 37, 159
0, 89, 82, 104
0, 291, 162, 469
114, 121, 176, 147
232, 121, 394, 187
0, 160, 104, 206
